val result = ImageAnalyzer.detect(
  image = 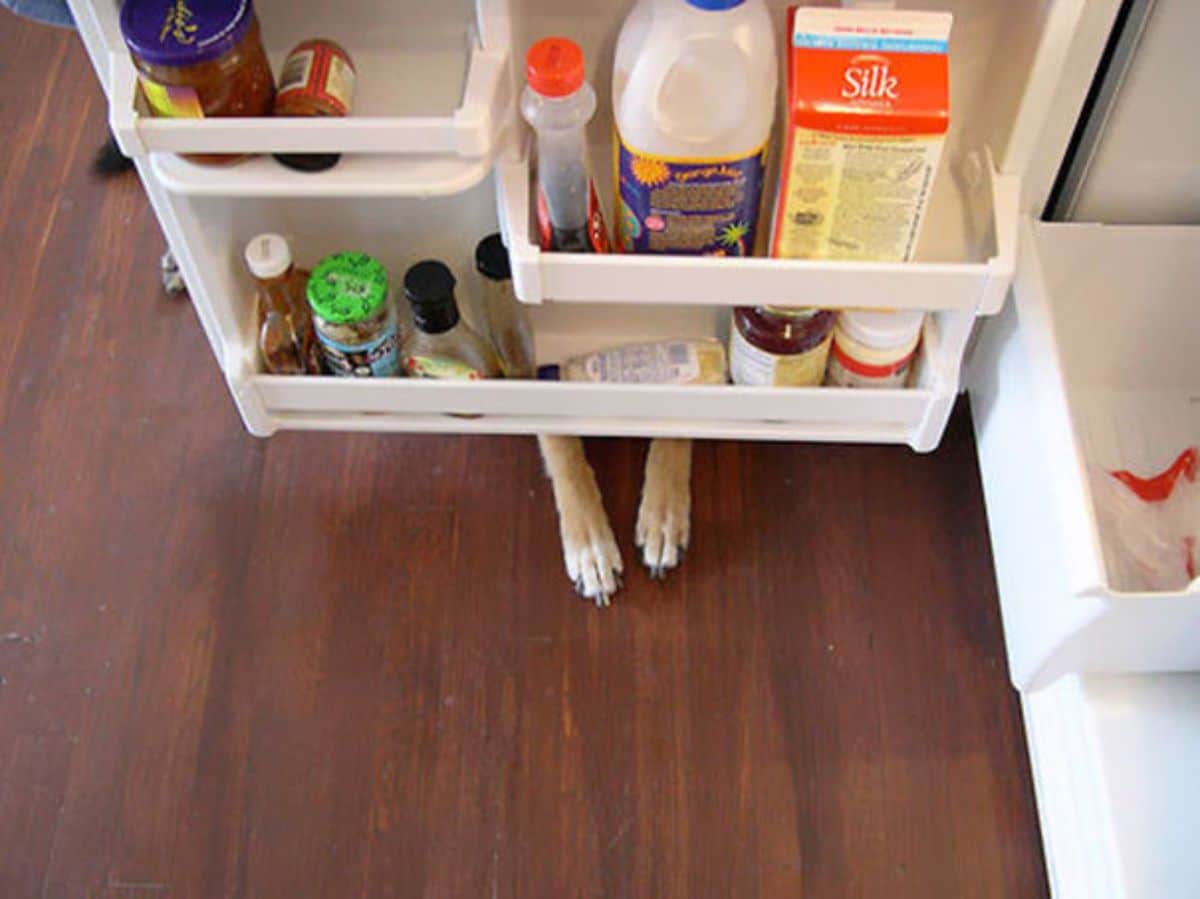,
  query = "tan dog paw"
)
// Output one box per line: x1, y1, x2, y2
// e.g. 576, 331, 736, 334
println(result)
635, 438, 692, 579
